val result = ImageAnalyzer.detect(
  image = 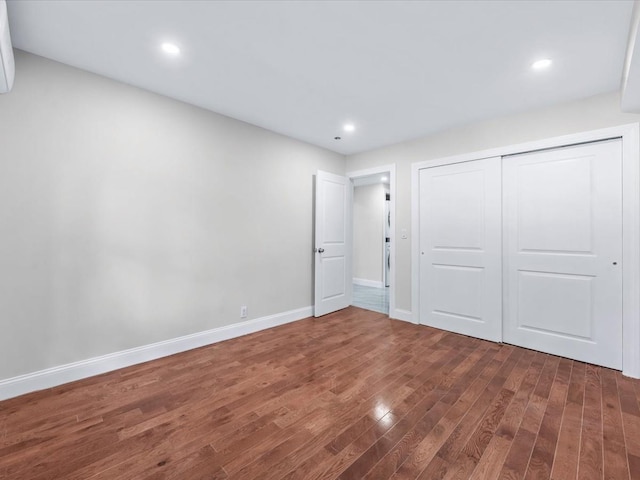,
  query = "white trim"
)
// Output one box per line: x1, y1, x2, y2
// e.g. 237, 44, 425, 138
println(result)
411, 124, 637, 171
622, 124, 640, 378
347, 164, 398, 320
391, 308, 415, 324
353, 277, 385, 288
411, 123, 640, 378
382, 185, 390, 289
0, 306, 313, 401
411, 164, 421, 328
621, 0, 640, 112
